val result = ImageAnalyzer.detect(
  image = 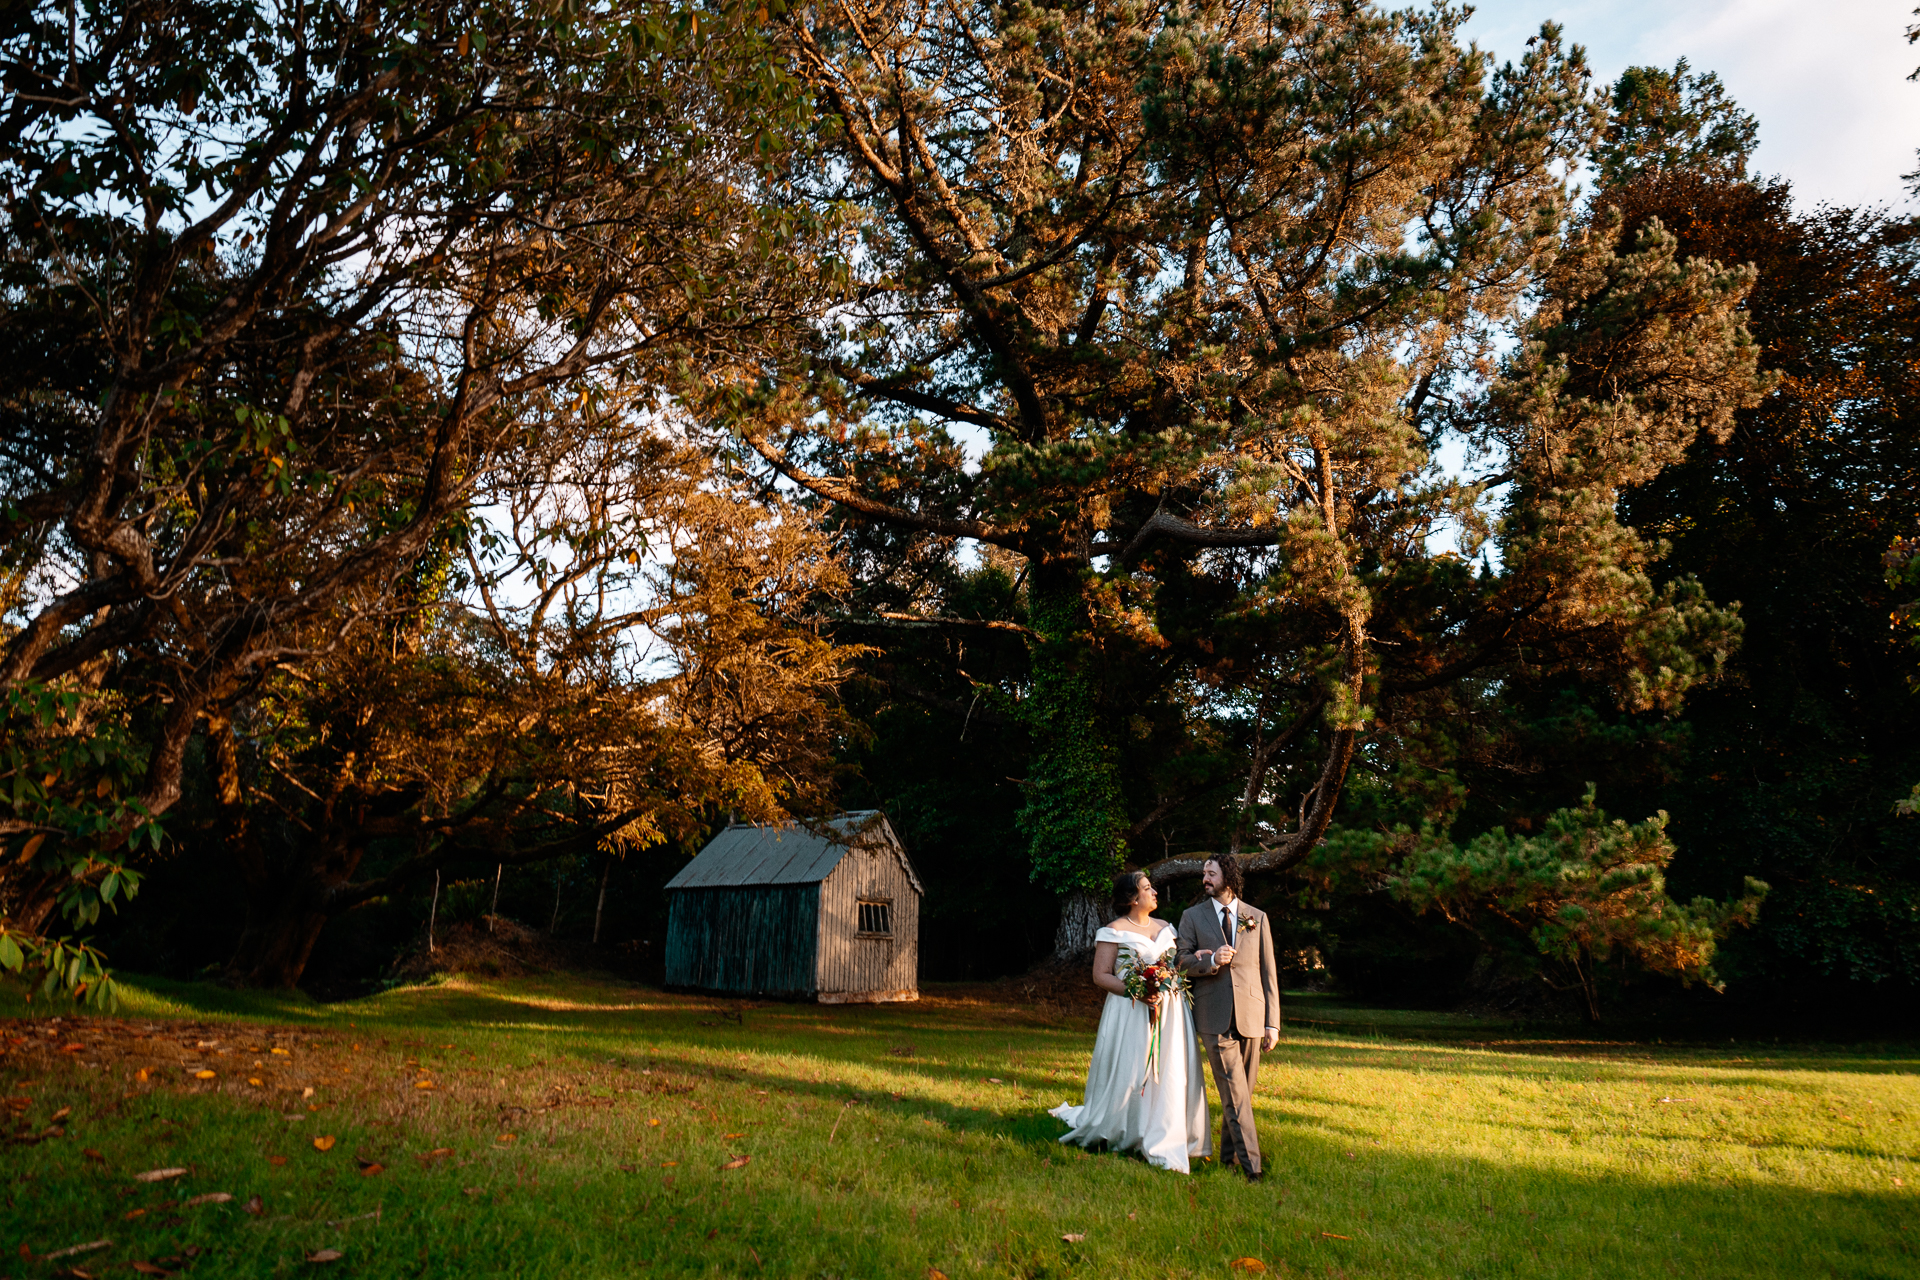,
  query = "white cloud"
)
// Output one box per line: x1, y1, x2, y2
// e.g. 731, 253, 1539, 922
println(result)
1462, 0, 1918, 210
